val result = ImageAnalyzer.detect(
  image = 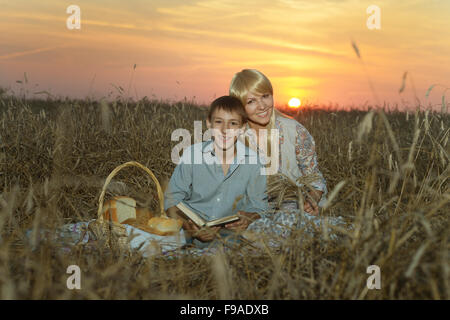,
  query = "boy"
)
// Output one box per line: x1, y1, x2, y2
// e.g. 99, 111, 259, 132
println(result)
165, 96, 268, 248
